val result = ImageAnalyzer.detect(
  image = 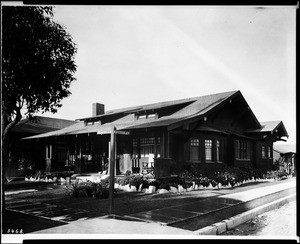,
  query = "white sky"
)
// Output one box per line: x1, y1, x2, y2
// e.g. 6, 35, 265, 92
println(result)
24, 5, 297, 145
